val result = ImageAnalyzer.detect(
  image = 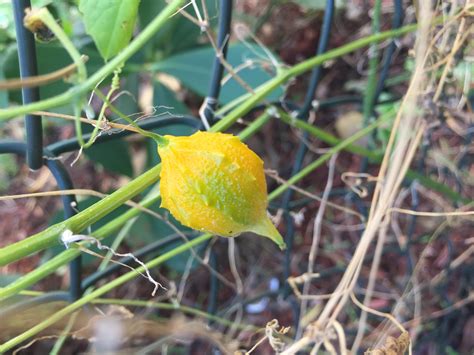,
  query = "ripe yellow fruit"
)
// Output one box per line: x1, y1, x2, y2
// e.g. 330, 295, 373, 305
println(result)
157, 131, 286, 250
